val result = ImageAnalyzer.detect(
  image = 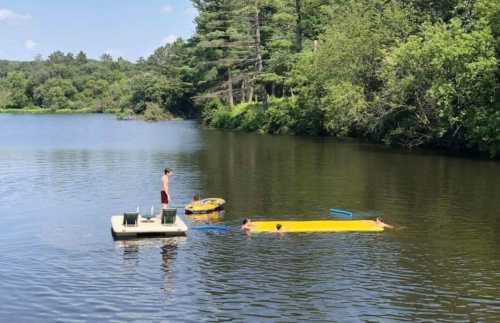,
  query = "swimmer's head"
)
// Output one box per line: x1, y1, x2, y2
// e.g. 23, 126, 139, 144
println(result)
242, 218, 250, 225
276, 224, 282, 231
